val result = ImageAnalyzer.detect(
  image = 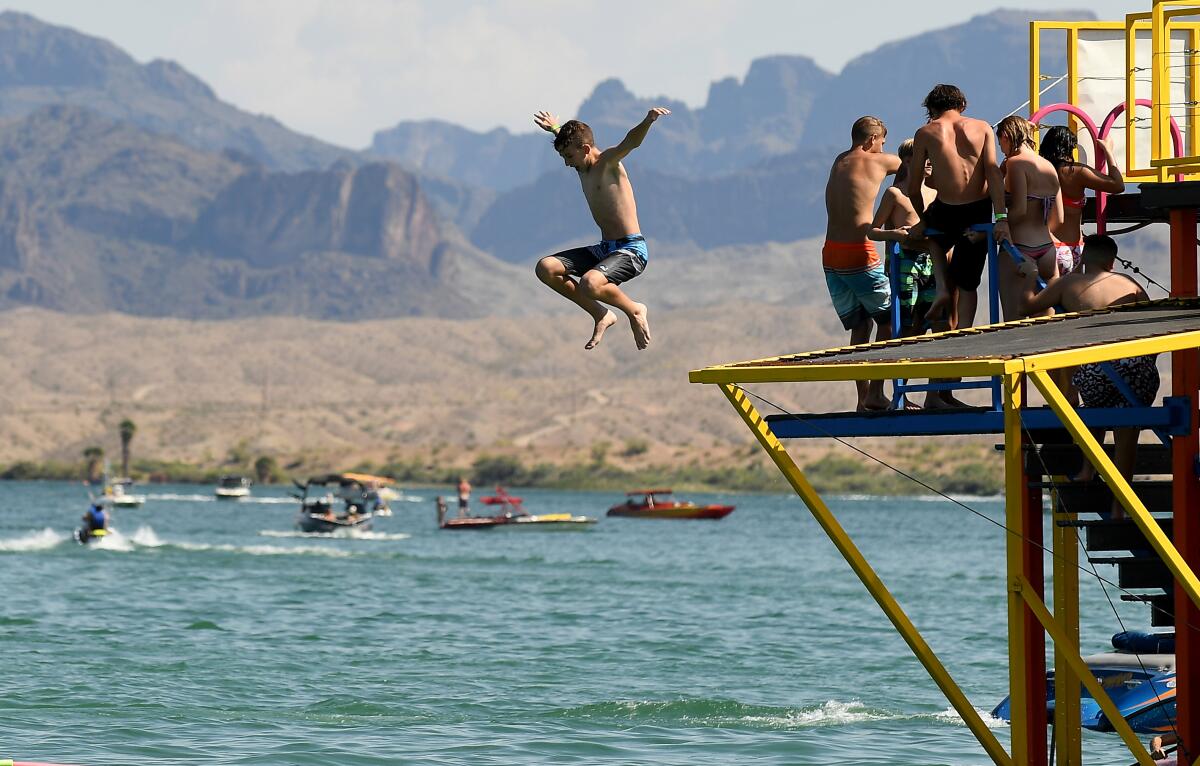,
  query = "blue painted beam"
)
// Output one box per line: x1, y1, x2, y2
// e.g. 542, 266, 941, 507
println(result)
763, 397, 1191, 439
